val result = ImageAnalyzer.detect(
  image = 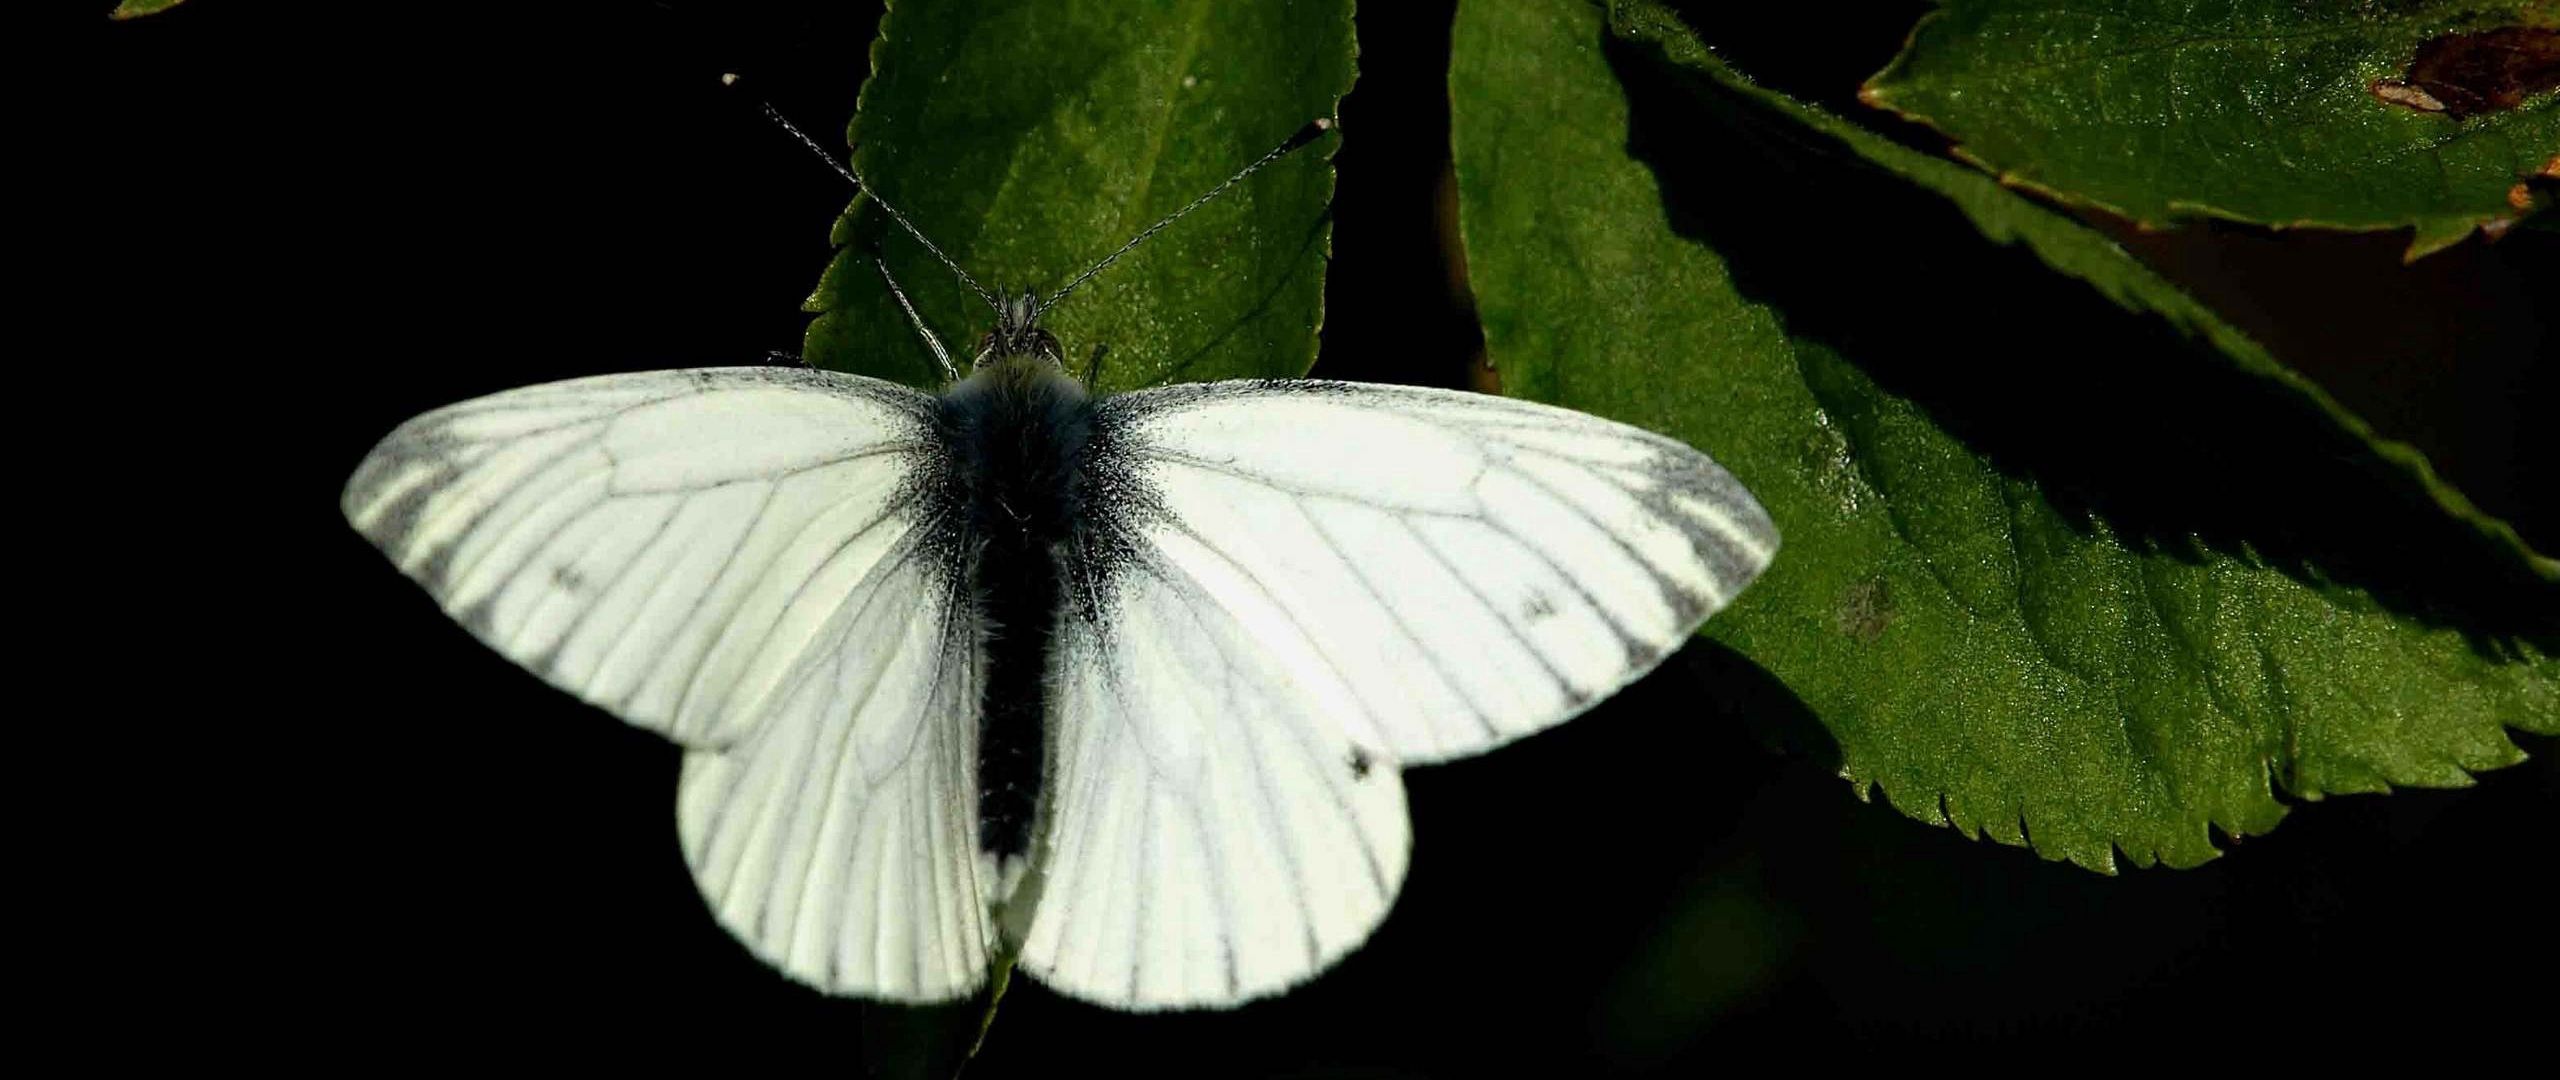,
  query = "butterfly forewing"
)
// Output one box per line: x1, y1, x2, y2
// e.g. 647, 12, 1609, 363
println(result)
1082, 380, 1776, 759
